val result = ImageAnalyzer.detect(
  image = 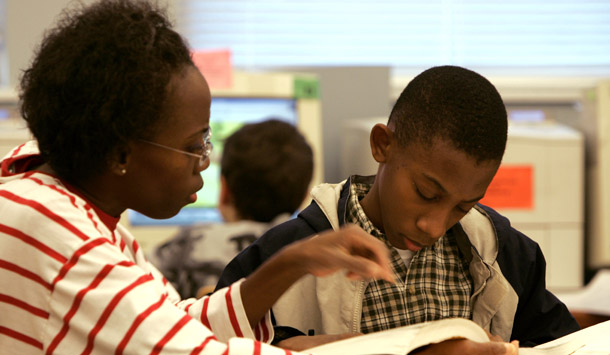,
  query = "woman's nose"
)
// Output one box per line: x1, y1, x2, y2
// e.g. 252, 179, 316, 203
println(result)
195, 155, 210, 173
